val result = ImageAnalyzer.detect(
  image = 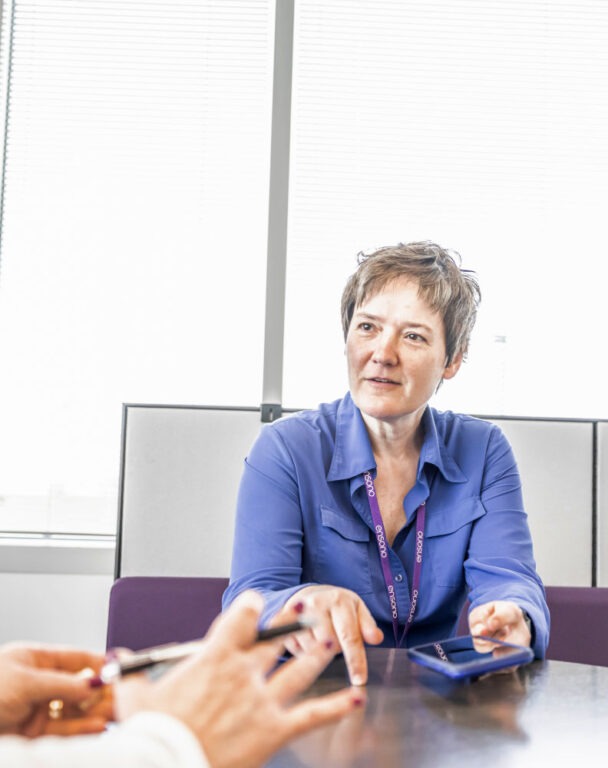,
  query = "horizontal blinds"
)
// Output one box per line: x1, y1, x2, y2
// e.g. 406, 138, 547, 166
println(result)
0, 0, 273, 533
284, 0, 608, 417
